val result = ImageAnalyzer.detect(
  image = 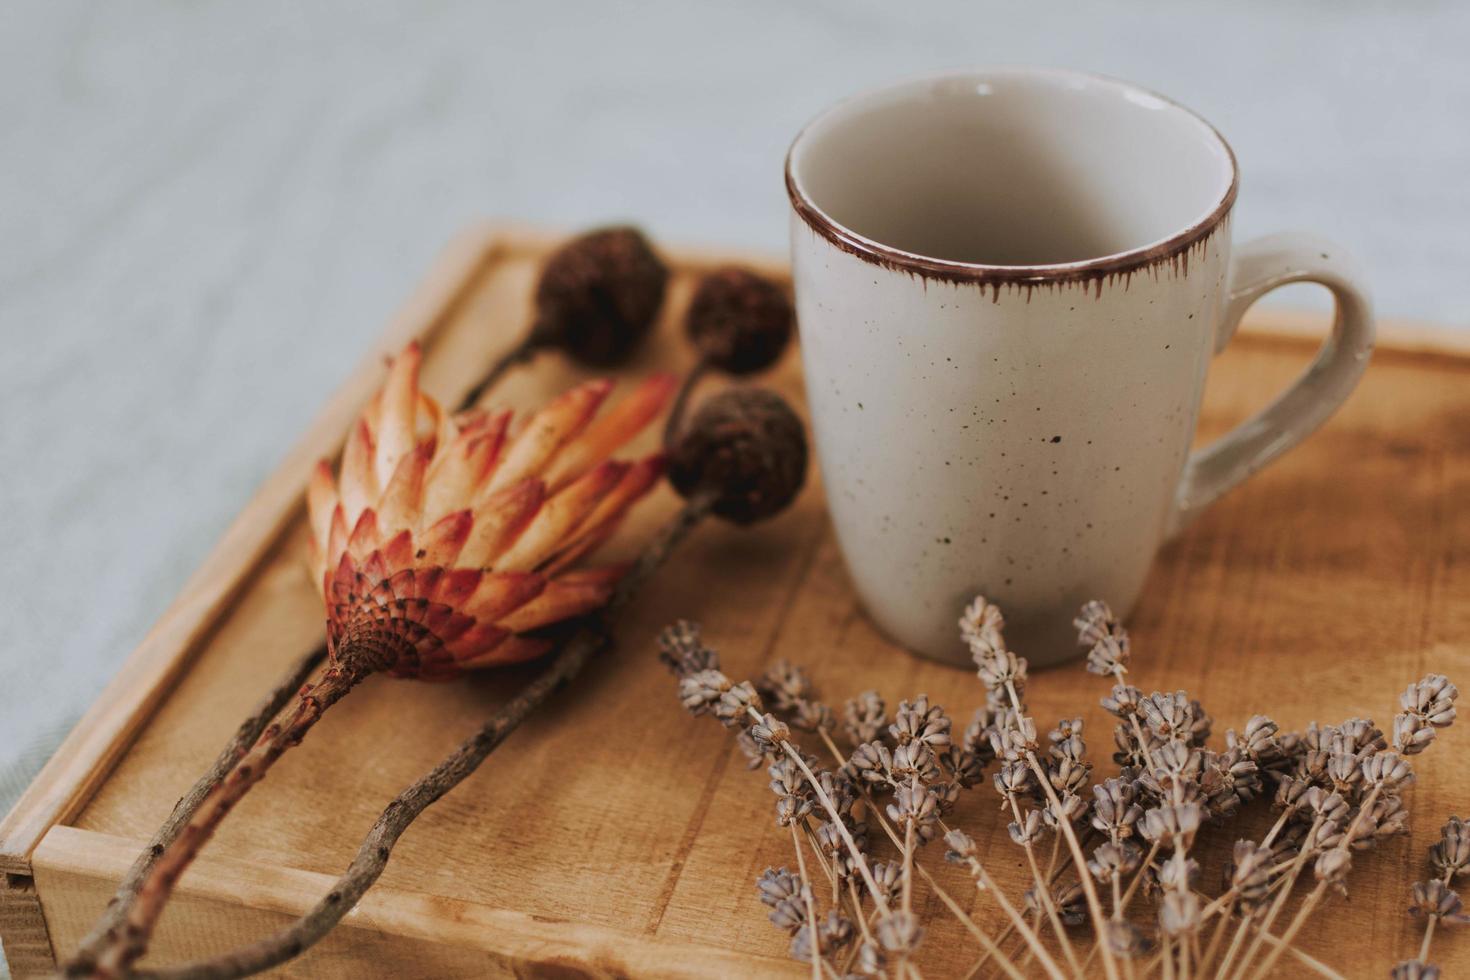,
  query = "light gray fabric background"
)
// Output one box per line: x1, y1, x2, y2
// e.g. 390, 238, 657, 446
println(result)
2, 1, 1466, 972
